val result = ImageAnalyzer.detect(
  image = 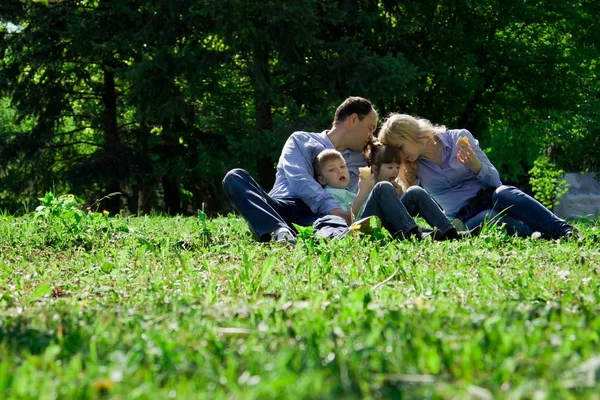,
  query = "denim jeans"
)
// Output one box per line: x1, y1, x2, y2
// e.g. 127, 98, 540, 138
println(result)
401, 186, 456, 234
465, 185, 572, 238
359, 182, 454, 238
222, 168, 348, 241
